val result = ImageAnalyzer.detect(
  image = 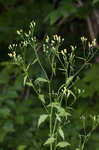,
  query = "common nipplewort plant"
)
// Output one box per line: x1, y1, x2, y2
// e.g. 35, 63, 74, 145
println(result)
8, 21, 99, 150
